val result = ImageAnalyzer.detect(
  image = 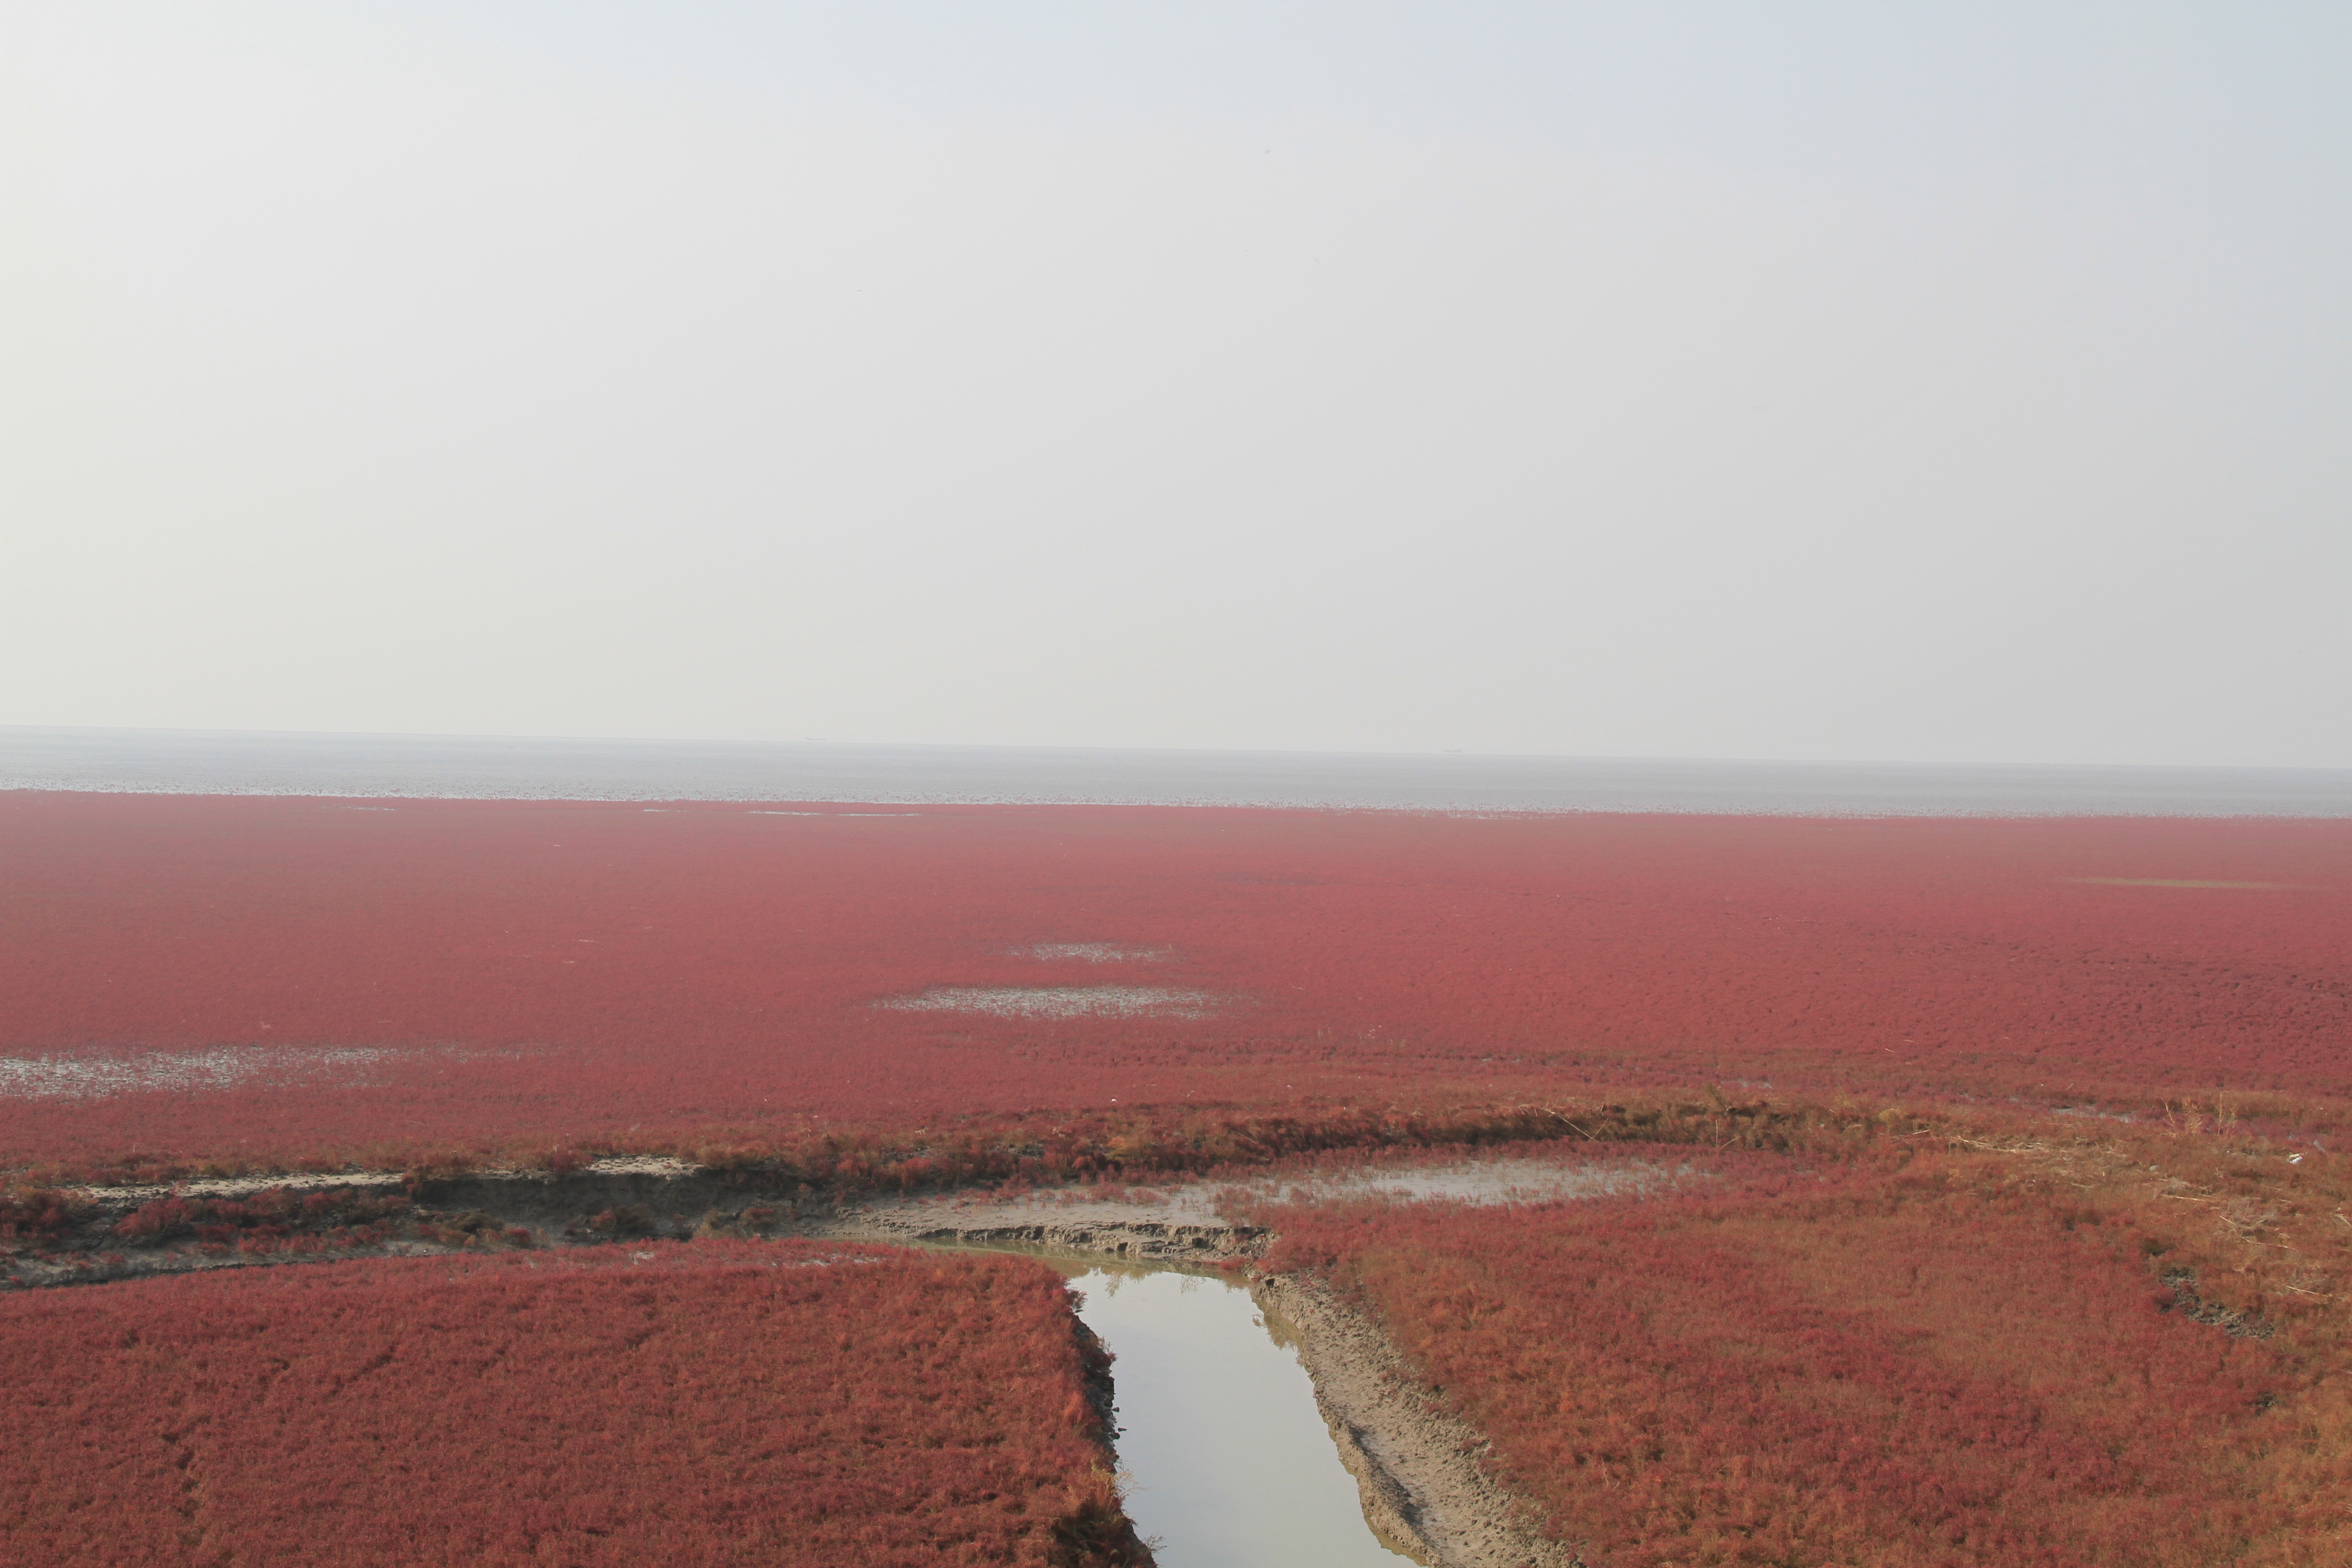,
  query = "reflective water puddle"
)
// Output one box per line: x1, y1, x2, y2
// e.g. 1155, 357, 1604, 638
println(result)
1055, 1259, 1412, 1567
